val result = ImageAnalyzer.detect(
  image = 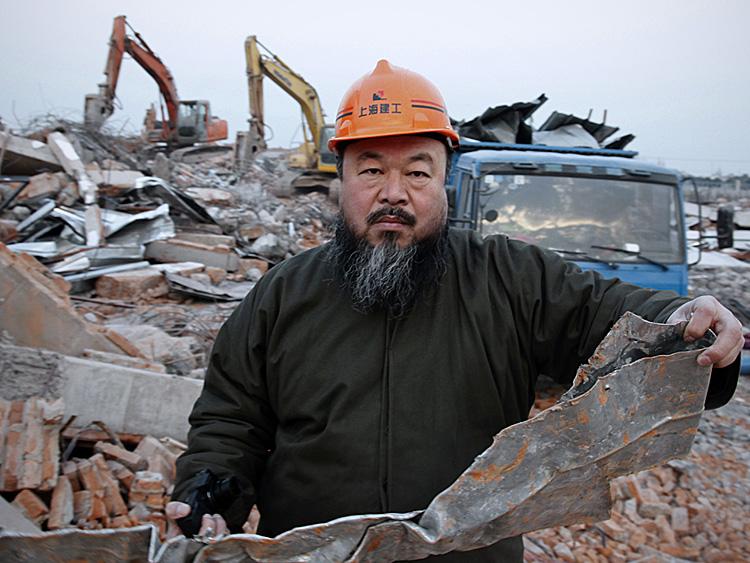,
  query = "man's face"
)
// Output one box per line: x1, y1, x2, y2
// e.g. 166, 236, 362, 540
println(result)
339, 135, 448, 247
